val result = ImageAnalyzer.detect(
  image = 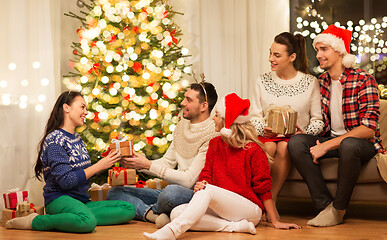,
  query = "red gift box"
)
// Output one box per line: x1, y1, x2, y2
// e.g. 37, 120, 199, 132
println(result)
3, 189, 28, 209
